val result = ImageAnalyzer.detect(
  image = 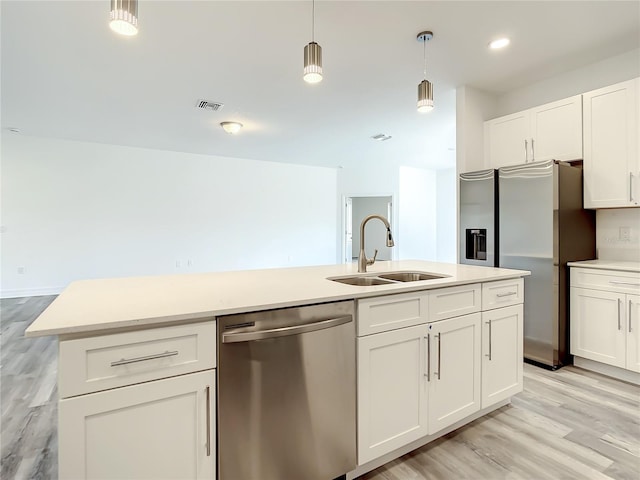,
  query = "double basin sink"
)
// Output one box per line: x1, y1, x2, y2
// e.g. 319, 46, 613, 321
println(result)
329, 271, 449, 286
